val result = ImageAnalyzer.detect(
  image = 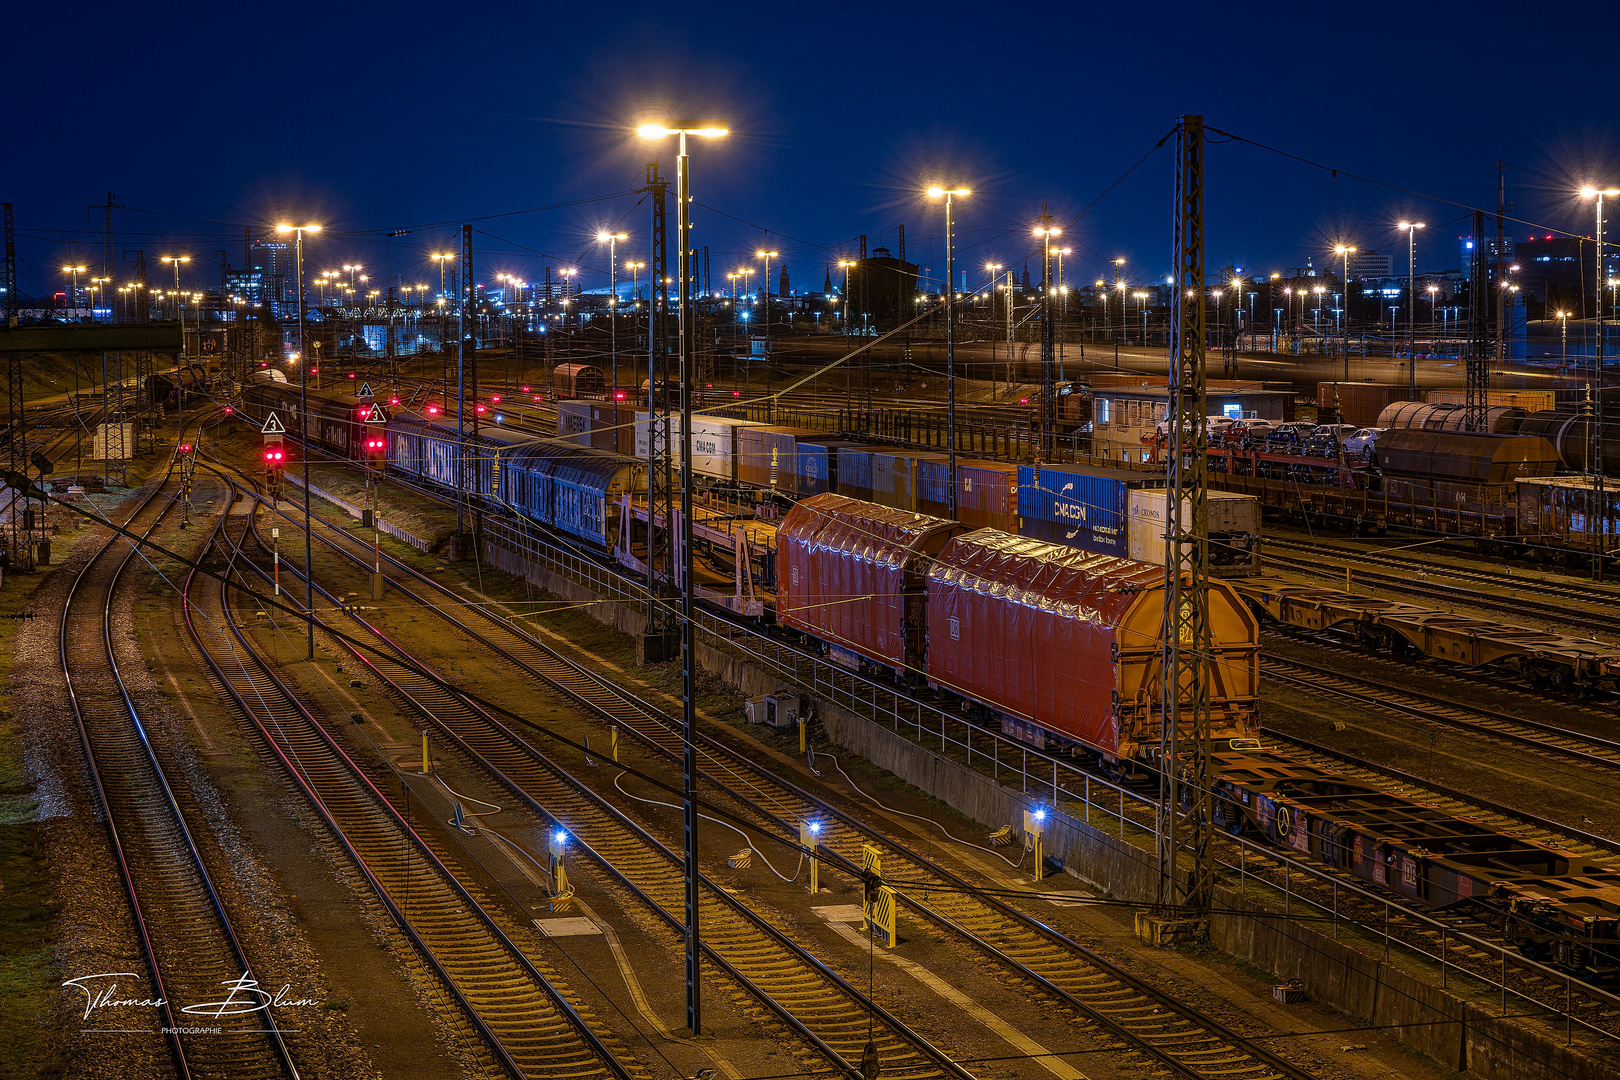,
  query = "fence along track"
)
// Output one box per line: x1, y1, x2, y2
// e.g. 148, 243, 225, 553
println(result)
61, 466, 298, 1079
184, 490, 645, 1080
249, 483, 1313, 1080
